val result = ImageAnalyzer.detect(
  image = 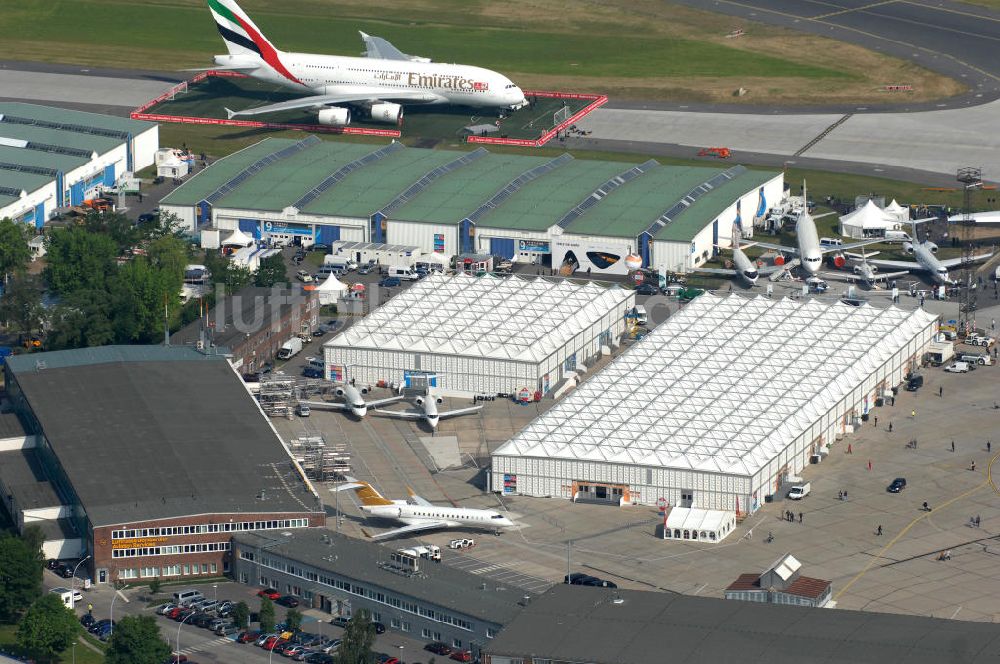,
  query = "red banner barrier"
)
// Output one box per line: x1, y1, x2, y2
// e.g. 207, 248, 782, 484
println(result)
468, 93, 608, 148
